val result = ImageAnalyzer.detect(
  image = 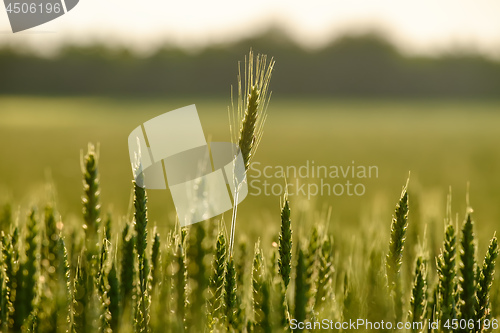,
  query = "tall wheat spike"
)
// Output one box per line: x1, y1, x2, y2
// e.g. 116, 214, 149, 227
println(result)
208, 230, 227, 331
53, 239, 71, 332
13, 238, 28, 332
11, 209, 39, 330
186, 222, 207, 327
24, 209, 38, 319
0, 257, 8, 331
228, 50, 275, 258
133, 178, 150, 333
437, 194, 458, 330
175, 244, 187, 332
273, 278, 291, 332
408, 256, 427, 332
386, 180, 409, 323
475, 235, 498, 326
98, 238, 109, 295
235, 238, 248, 298
150, 230, 161, 292
252, 239, 271, 333
1, 231, 15, 330
82, 143, 101, 253
224, 256, 239, 330
315, 236, 334, 311
305, 225, 320, 316
36, 206, 70, 332
80, 143, 102, 332
230, 50, 275, 170
491, 281, 500, 323
97, 238, 113, 333
108, 261, 120, 332
72, 257, 89, 333
343, 262, 362, 321
294, 245, 308, 331
120, 222, 135, 320
366, 246, 389, 324
458, 212, 477, 329
437, 223, 458, 328
278, 198, 292, 290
